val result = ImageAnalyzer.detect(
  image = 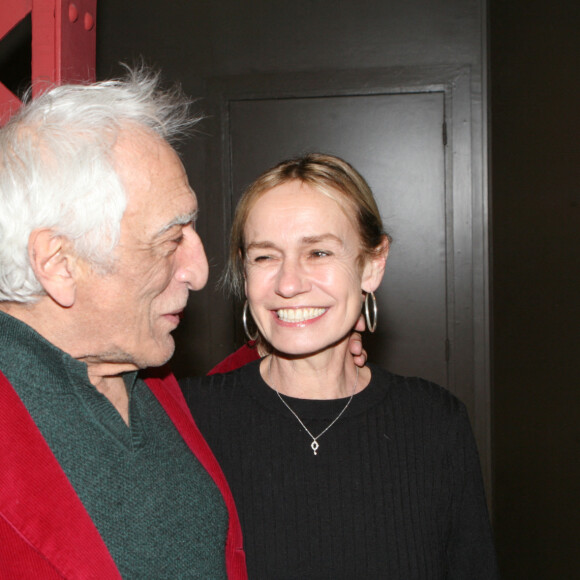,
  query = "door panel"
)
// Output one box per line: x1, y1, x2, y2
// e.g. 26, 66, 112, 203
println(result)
229, 91, 448, 386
